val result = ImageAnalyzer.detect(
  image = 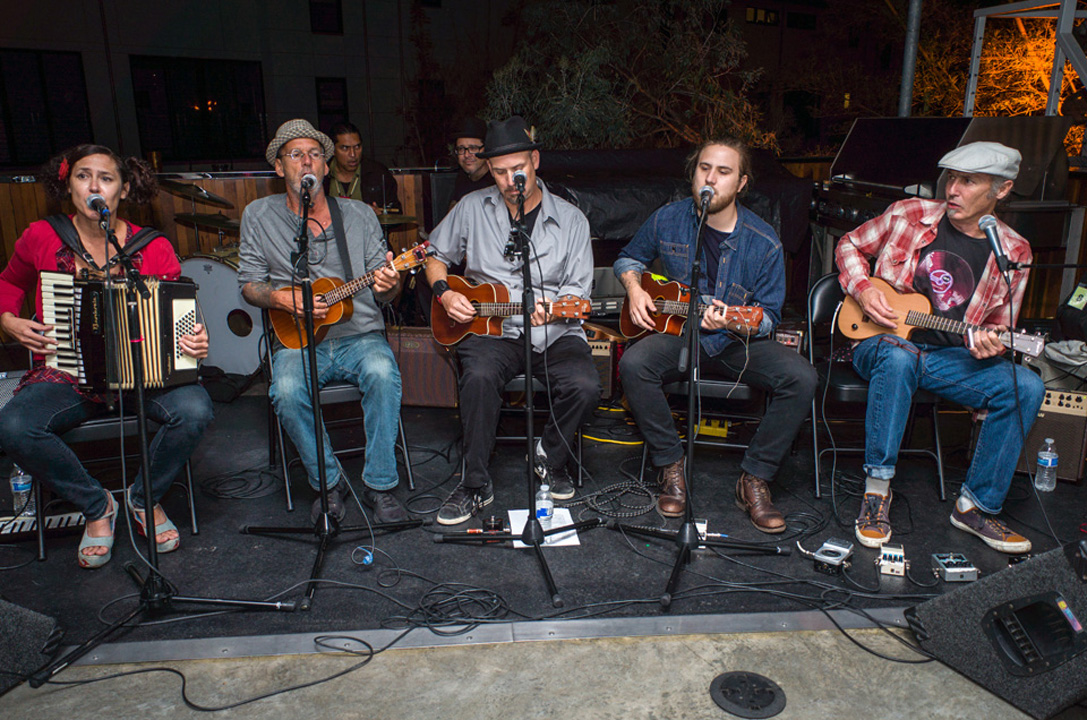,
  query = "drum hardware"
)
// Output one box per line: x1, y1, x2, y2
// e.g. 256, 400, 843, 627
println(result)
375, 213, 417, 226
173, 212, 240, 231
159, 179, 234, 209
